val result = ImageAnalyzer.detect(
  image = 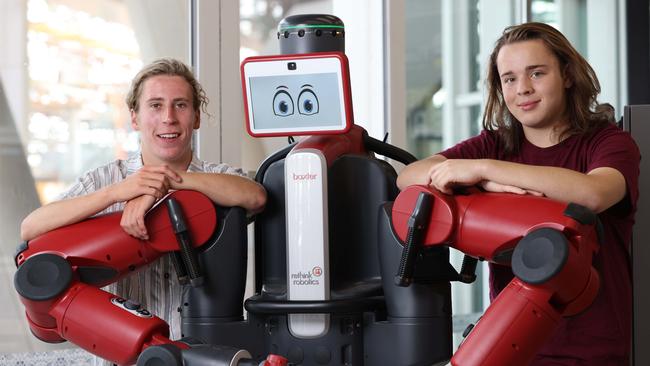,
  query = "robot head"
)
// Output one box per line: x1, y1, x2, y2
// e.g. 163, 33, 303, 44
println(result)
277, 14, 345, 55
241, 52, 353, 137
241, 14, 352, 137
